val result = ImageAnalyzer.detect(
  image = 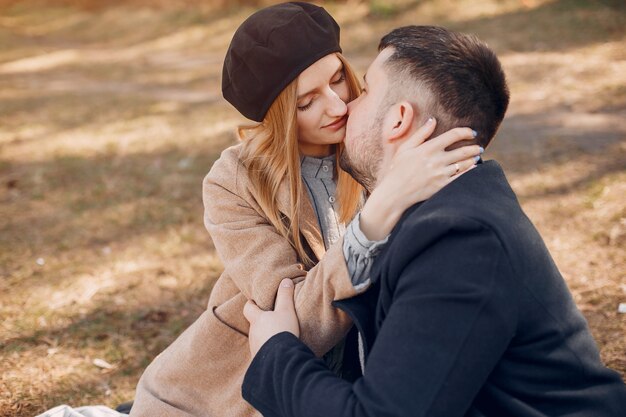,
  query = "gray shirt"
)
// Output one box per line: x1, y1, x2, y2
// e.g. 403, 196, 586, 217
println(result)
300, 155, 389, 288
301, 154, 388, 376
